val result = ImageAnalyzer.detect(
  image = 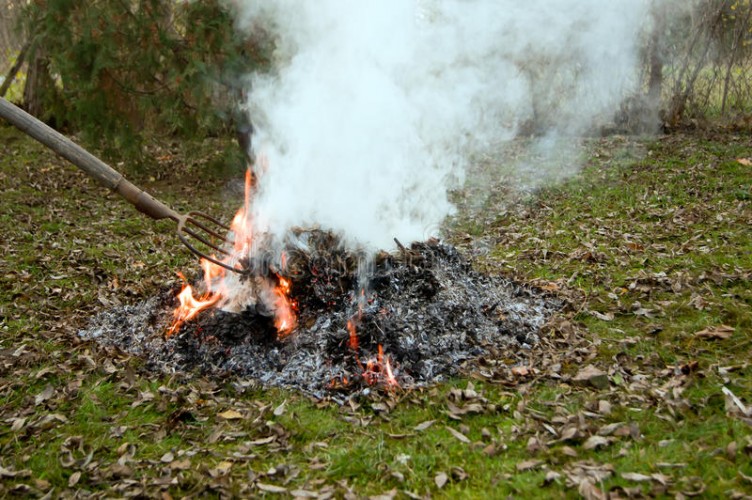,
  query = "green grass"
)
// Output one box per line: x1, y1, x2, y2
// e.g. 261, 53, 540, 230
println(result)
1, 124, 751, 497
